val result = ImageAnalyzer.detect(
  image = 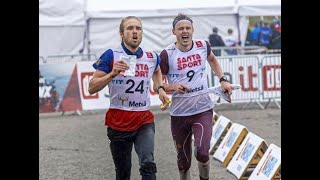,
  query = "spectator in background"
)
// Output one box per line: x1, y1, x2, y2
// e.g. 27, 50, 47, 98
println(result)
249, 22, 261, 45
272, 18, 281, 33
269, 23, 281, 50
259, 22, 272, 48
244, 27, 252, 46
208, 27, 225, 56
224, 28, 238, 55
